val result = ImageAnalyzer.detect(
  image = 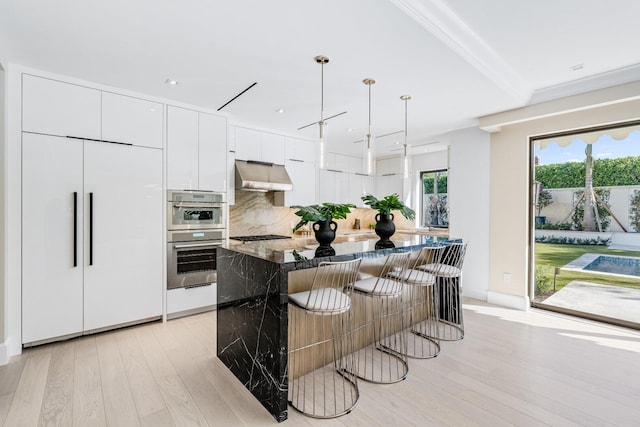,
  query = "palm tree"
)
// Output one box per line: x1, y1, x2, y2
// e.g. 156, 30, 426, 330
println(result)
582, 144, 596, 231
